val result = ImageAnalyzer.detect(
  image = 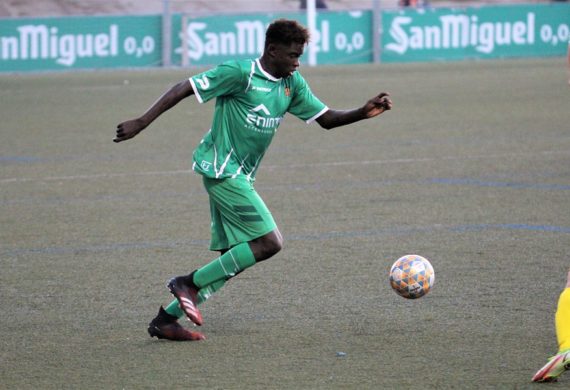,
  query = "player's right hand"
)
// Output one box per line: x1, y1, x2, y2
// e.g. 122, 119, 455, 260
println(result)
363, 92, 392, 119
114, 118, 146, 143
